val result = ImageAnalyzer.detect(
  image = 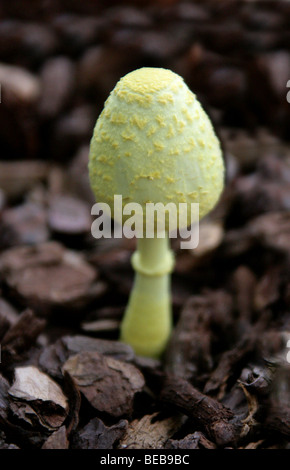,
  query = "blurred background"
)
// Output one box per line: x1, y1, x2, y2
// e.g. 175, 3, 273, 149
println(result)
0, 1, 289, 168
0, 0, 290, 313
